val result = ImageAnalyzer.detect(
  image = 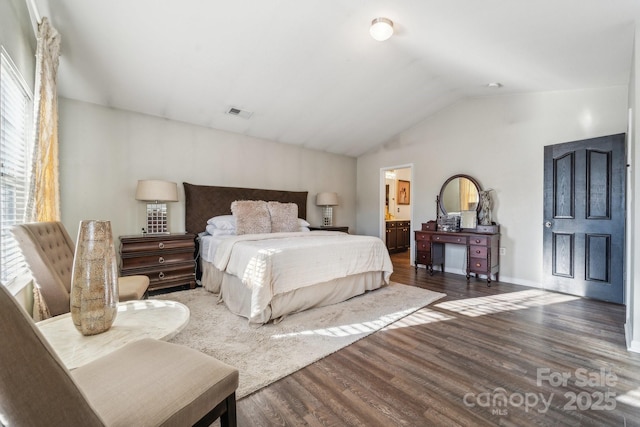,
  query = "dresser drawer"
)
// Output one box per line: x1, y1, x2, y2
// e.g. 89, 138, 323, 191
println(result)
432, 234, 467, 245
469, 258, 488, 272
416, 251, 431, 265
469, 246, 488, 259
416, 240, 430, 251
415, 232, 431, 242
121, 238, 193, 253
469, 236, 489, 246
121, 251, 194, 270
